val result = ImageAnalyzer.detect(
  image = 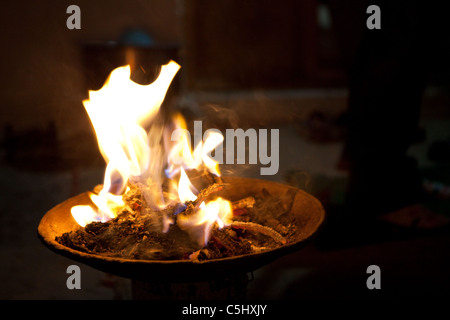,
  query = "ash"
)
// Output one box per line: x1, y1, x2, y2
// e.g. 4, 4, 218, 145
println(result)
56, 182, 297, 261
